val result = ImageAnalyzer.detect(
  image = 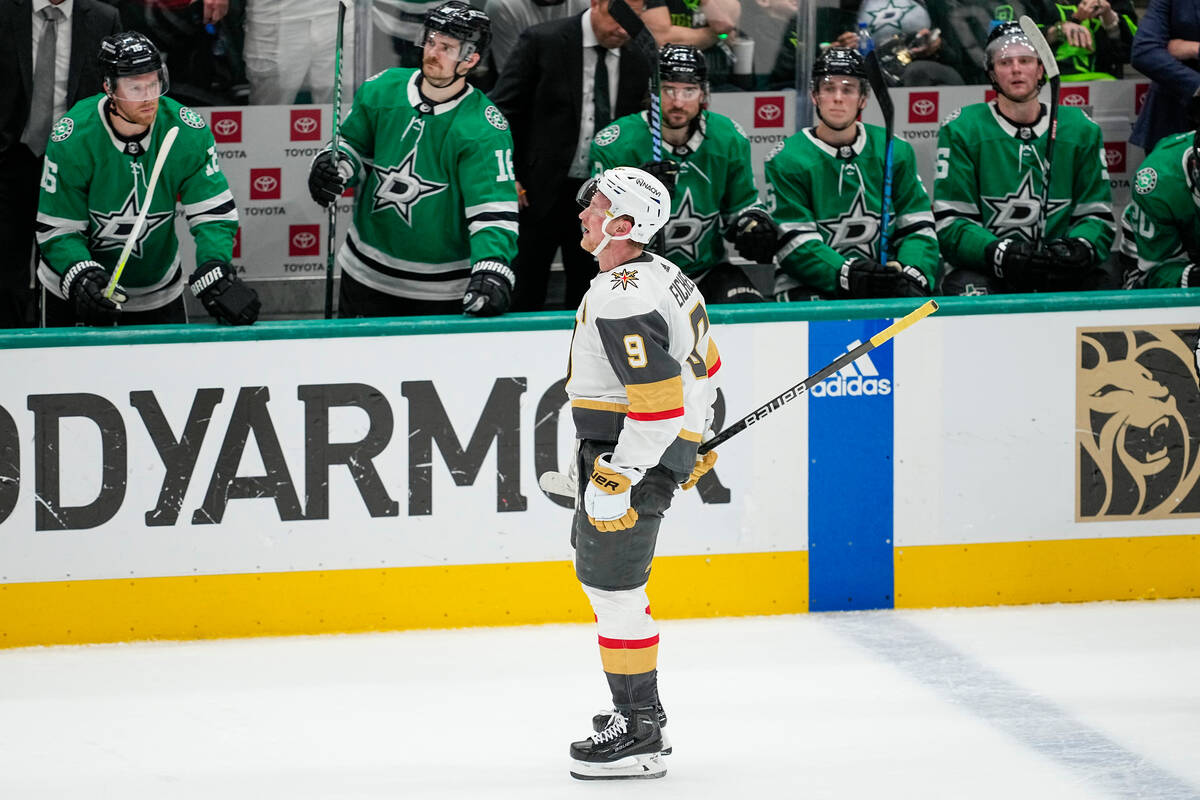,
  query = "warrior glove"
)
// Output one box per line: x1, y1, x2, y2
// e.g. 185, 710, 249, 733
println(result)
638, 160, 680, 195
189, 261, 260, 325
462, 260, 515, 317
62, 261, 125, 325
584, 454, 643, 532
308, 150, 353, 208
984, 238, 1041, 291
725, 208, 780, 264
